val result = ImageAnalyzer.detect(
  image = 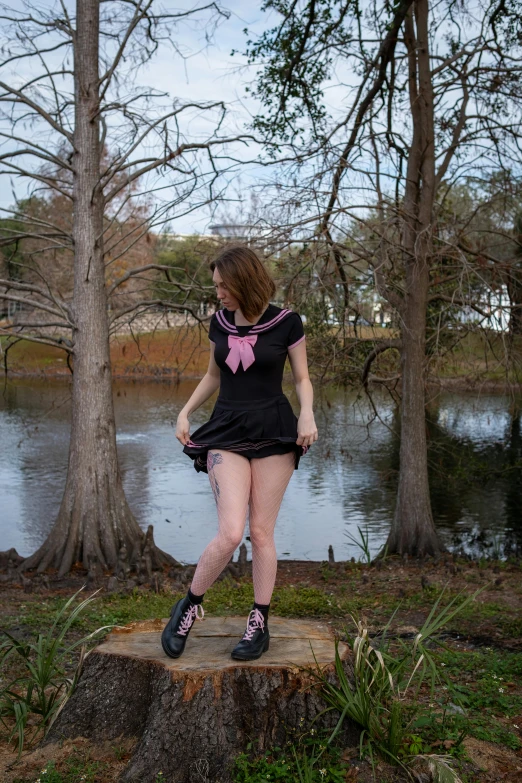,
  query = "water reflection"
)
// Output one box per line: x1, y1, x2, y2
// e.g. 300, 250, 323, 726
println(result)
0, 378, 520, 562
425, 397, 522, 557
